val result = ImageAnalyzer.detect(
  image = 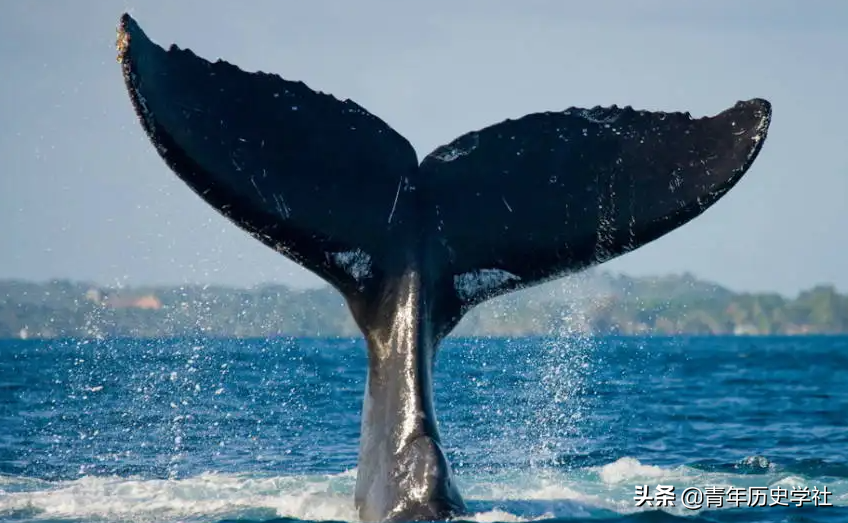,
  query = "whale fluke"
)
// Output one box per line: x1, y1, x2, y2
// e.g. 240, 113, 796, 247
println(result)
420, 101, 770, 313
116, 13, 771, 522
